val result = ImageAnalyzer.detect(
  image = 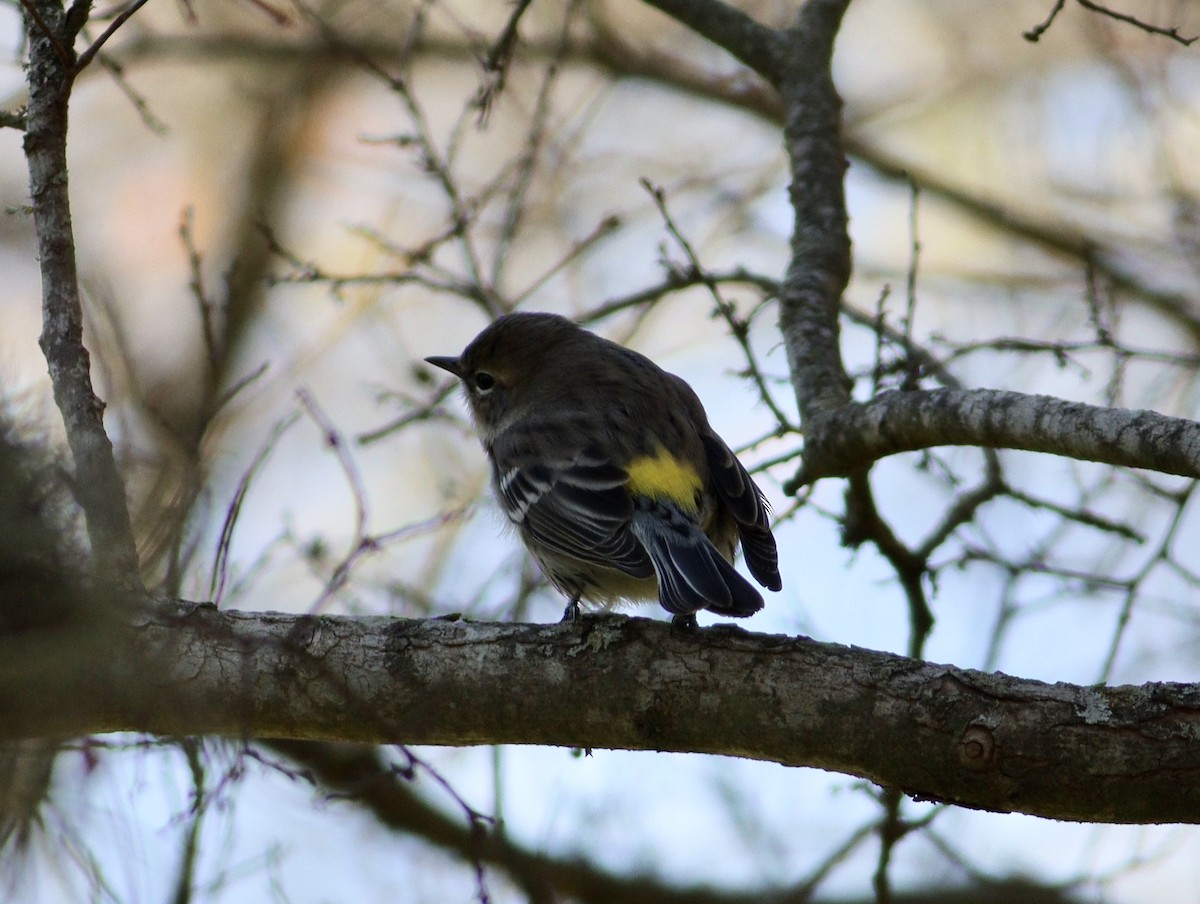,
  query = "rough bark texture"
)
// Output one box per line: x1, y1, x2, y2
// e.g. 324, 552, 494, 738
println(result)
5, 602, 1200, 824
635, 0, 855, 424
776, 0, 855, 421
23, 0, 140, 583
790, 388, 1200, 486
